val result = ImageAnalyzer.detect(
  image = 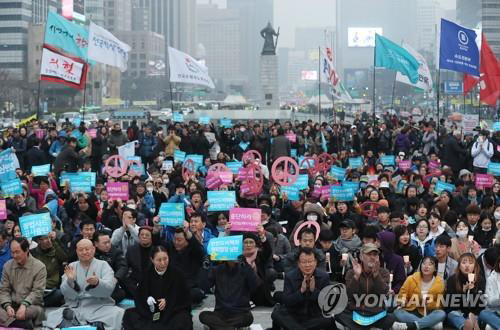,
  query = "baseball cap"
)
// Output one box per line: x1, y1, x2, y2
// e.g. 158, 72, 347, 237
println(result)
339, 219, 356, 229
361, 243, 380, 254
